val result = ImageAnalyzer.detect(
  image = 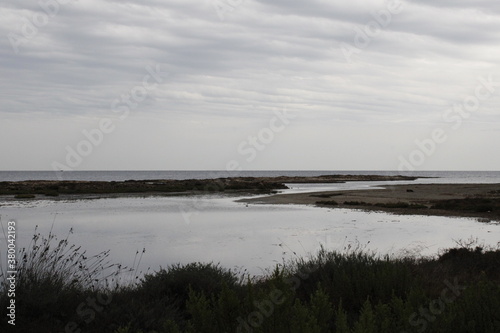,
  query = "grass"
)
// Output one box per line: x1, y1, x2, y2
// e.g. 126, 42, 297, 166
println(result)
0, 227, 134, 332
1, 231, 499, 333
